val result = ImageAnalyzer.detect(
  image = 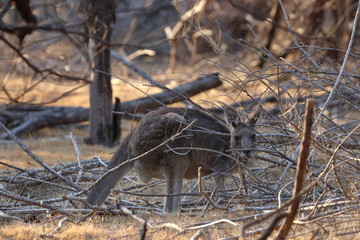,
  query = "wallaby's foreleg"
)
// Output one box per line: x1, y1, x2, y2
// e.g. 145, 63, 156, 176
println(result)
213, 159, 229, 198
214, 174, 227, 205
240, 169, 248, 195
215, 174, 225, 193
164, 172, 184, 212
239, 156, 250, 195
163, 155, 189, 212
